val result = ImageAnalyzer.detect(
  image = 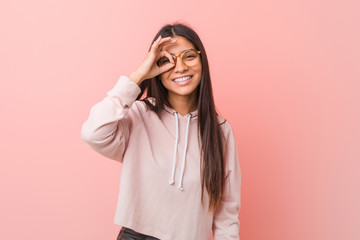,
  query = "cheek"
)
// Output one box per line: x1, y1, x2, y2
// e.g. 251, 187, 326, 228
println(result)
196, 64, 202, 74
195, 66, 202, 78
160, 71, 169, 79
160, 72, 171, 83
159, 75, 168, 87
